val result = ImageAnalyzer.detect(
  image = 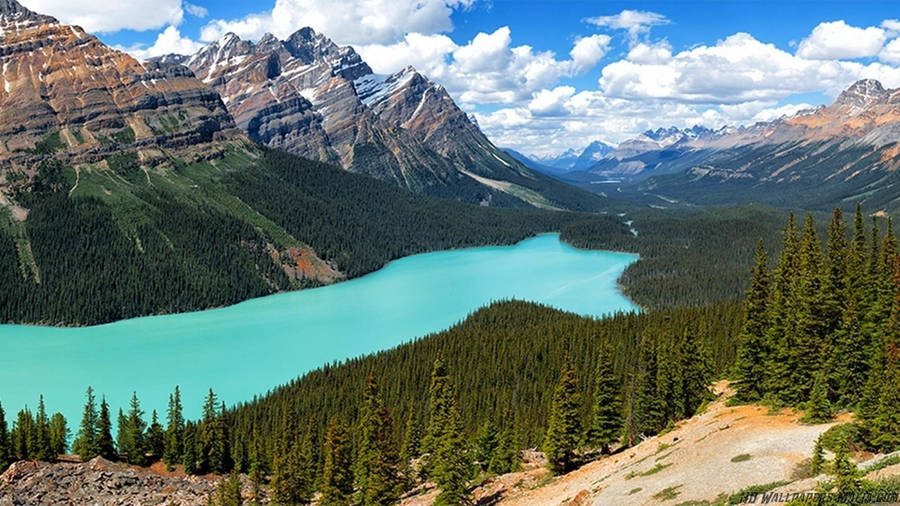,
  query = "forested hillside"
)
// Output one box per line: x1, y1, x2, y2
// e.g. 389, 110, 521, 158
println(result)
0, 146, 625, 326
562, 205, 791, 308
